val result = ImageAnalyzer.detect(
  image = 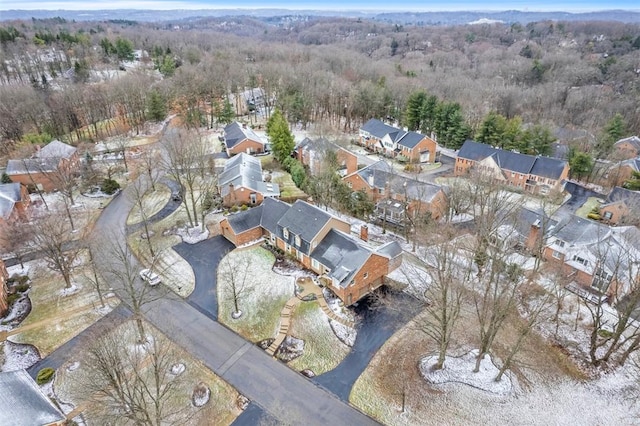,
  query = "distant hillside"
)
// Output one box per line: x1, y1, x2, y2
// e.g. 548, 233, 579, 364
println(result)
1, 8, 640, 24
